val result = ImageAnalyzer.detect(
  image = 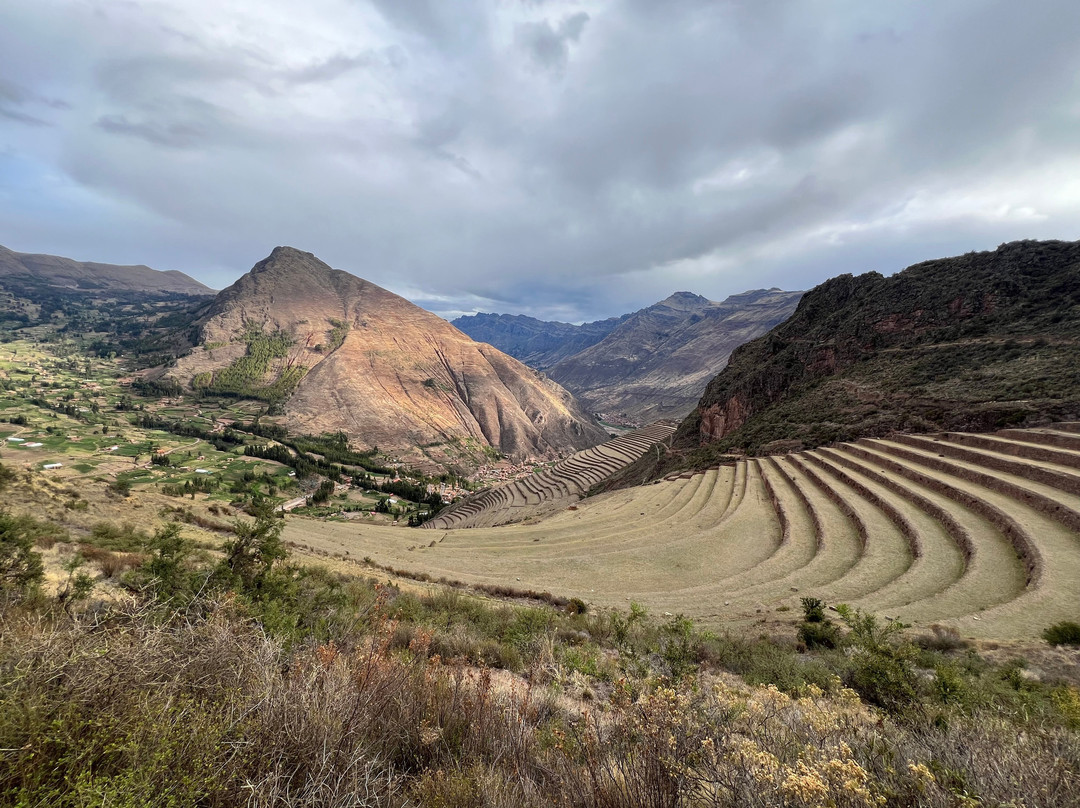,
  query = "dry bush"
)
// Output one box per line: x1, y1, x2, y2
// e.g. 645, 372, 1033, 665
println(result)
77, 544, 145, 578
32, 531, 58, 550
0, 602, 565, 807
915, 624, 970, 653
2, 594, 1078, 808
554, 678, 1080, 808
